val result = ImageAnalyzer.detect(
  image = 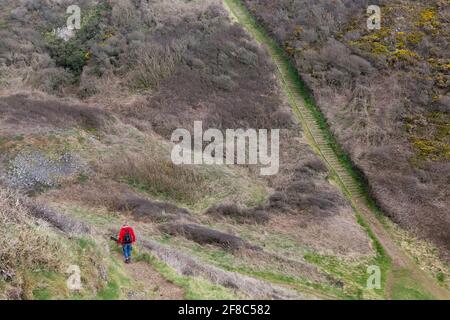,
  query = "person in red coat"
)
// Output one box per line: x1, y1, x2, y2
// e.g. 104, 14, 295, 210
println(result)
118, 224, 136, 263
